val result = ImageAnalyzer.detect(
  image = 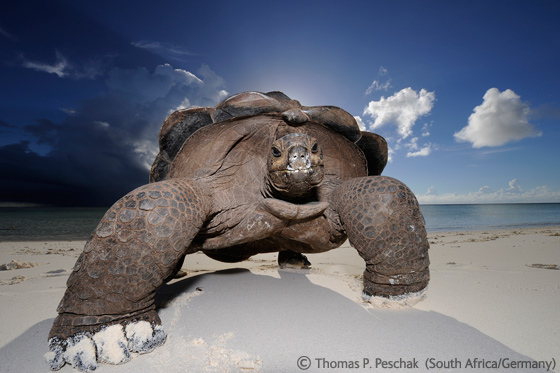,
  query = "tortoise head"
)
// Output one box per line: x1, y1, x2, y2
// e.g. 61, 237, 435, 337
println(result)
267, 133, 324, 198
